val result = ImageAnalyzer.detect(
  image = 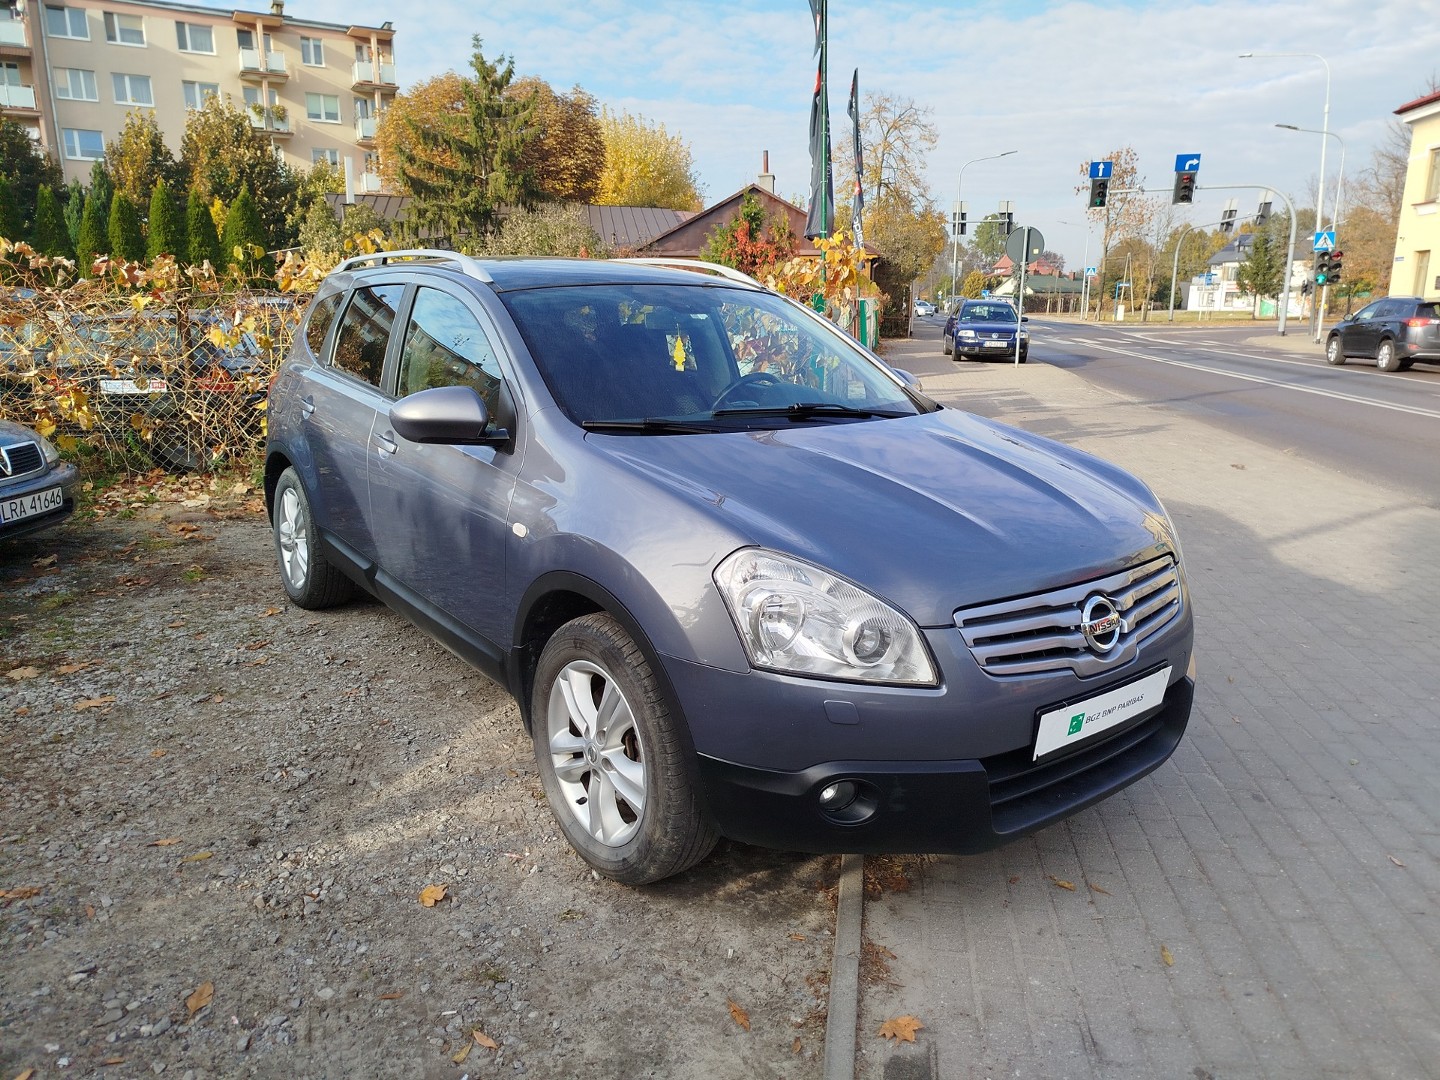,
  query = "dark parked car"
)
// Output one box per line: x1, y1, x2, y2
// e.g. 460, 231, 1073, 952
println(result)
1325, 296, 1440, 371
943, 299, 1030, 361
0, 418, 78, 541
265, 251, 1194, 884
